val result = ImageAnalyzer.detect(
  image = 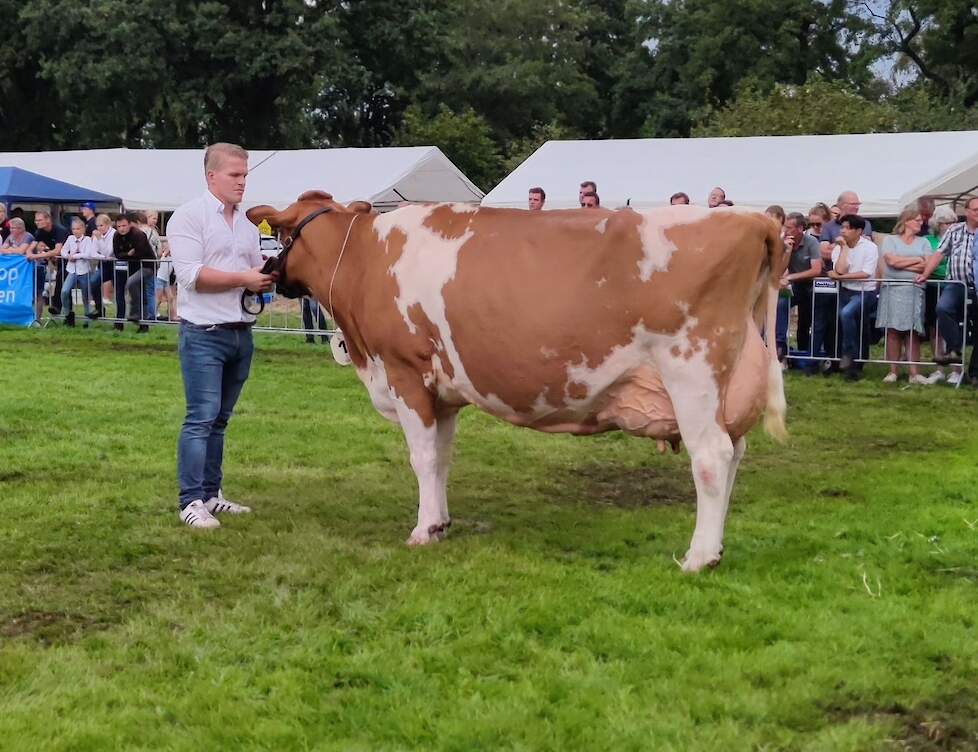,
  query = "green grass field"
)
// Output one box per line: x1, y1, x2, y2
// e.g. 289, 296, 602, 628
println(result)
1, 326, 977, 751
